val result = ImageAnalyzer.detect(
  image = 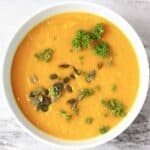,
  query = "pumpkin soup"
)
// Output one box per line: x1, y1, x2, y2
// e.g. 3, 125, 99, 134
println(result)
11, 12, 139, 140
